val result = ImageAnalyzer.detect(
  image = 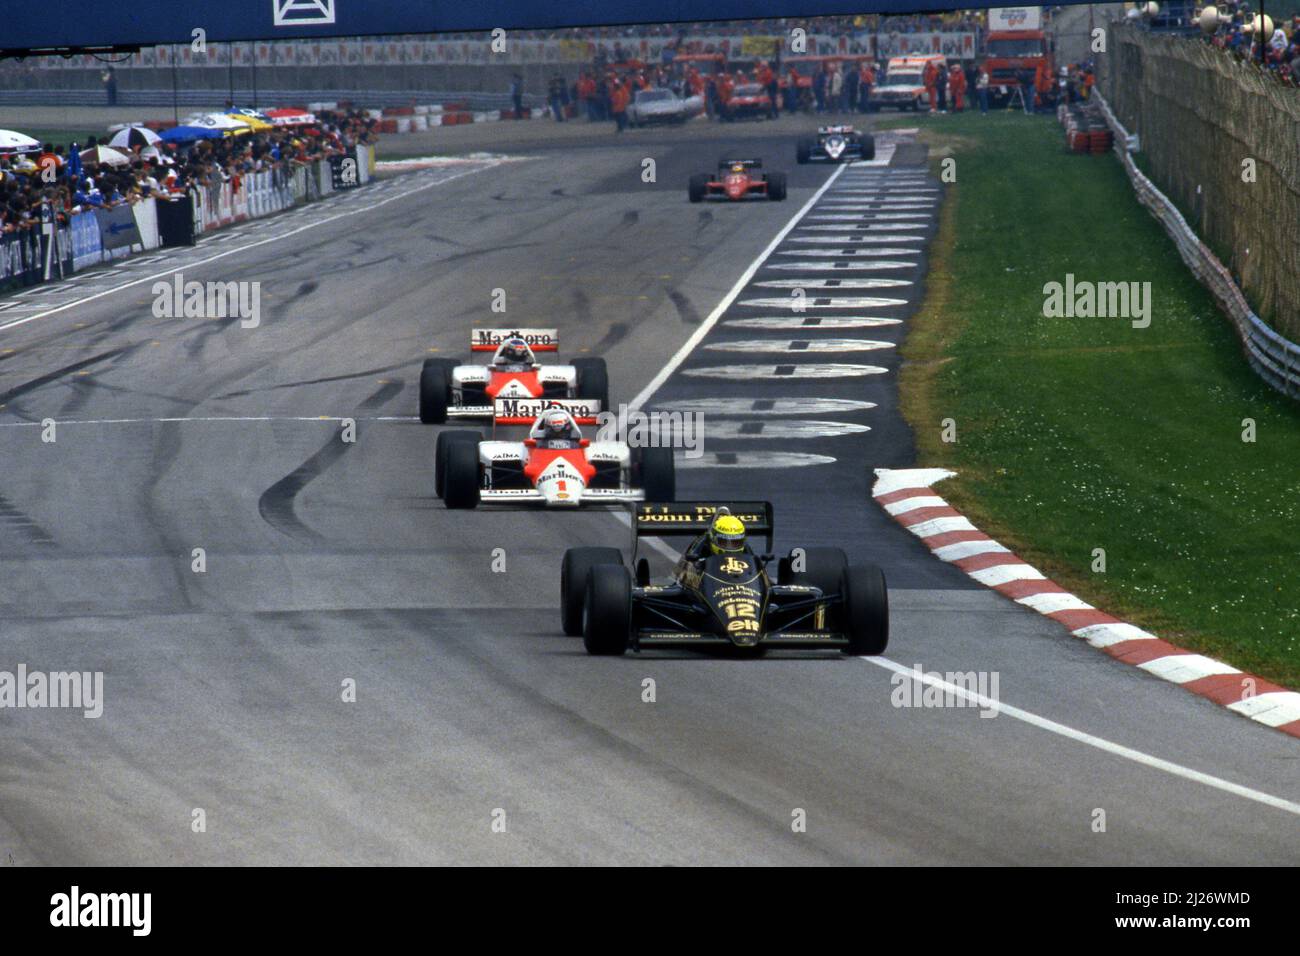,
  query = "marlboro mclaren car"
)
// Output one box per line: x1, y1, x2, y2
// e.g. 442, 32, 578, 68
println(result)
419, 328, 609, 425
560, 501, 889, 656
688, 158, 787, 203
435, 404, 675, 509
797, 125, 876, 163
